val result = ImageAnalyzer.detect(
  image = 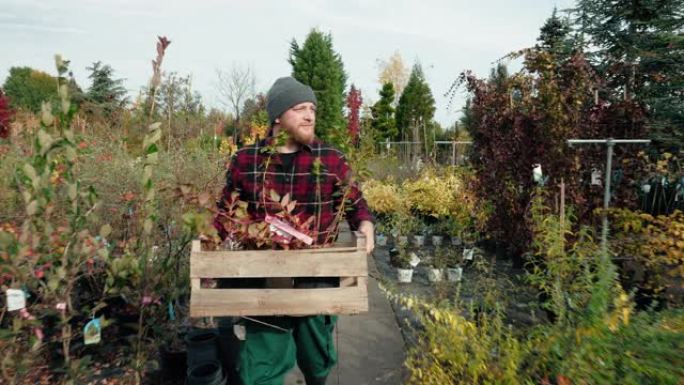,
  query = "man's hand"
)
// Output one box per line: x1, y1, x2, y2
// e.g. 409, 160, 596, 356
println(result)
358, 220, 375, 255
